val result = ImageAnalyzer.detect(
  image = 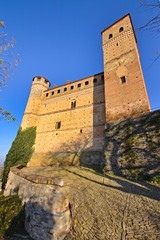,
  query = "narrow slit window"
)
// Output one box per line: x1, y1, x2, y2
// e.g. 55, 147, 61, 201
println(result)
64, 87, 67, 92
80, 129, 82, 133
71, 100, 76, 109
46, 93, 49, 97
78, 83, 81, 88
52, 91, 54, 95
55, 121, 61, 129
120, 76, 126, 84
57, 89, 60, 93
70, 86, 74, 90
